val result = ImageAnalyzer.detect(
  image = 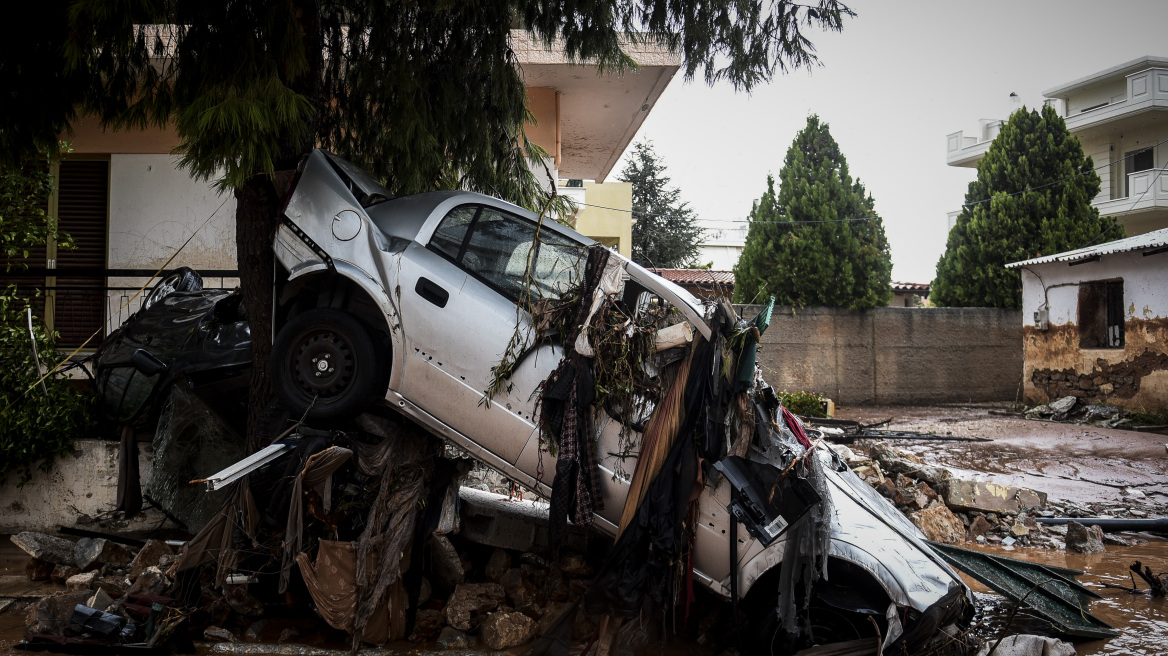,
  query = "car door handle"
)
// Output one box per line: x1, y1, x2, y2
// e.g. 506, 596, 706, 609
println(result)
415, 277, 449, 308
